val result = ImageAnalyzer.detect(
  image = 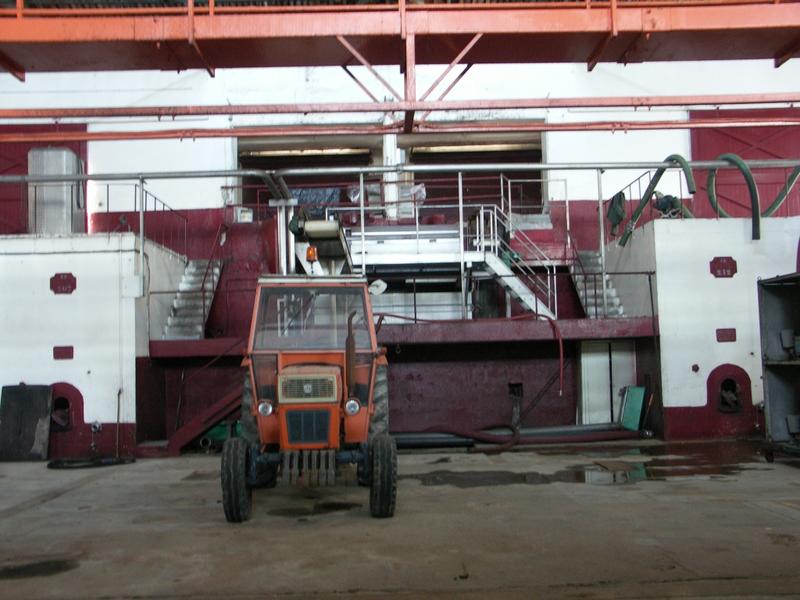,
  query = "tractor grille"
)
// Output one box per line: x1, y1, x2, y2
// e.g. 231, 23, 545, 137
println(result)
285, 410, 330, 445
279, 375, 336, 403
